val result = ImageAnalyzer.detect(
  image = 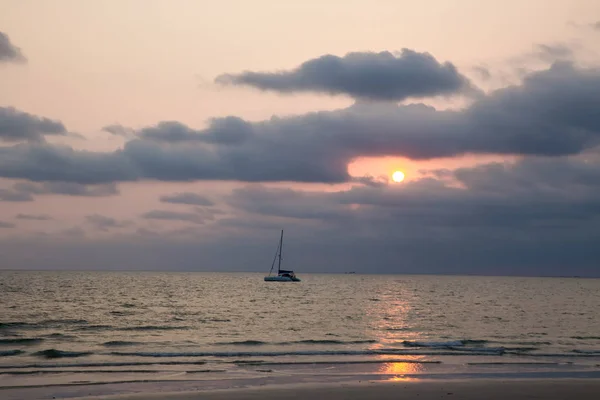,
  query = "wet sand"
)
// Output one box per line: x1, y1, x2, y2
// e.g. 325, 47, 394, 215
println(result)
72, 379, 600, 400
